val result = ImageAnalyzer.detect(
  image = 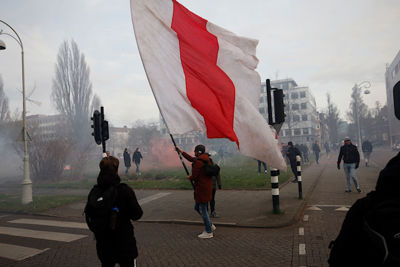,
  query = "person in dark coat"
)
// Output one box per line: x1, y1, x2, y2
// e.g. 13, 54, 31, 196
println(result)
328, 152, 400, 267
123, 148, 131, 175
94, 156, 143, 267
337, 137, 361, 193
210, 171, 222, 218
312, 141, 321, 164
132, 147, 143, 175
362, 140, 373, 167
286, 141, 301, 183
177, 144, 215, 239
